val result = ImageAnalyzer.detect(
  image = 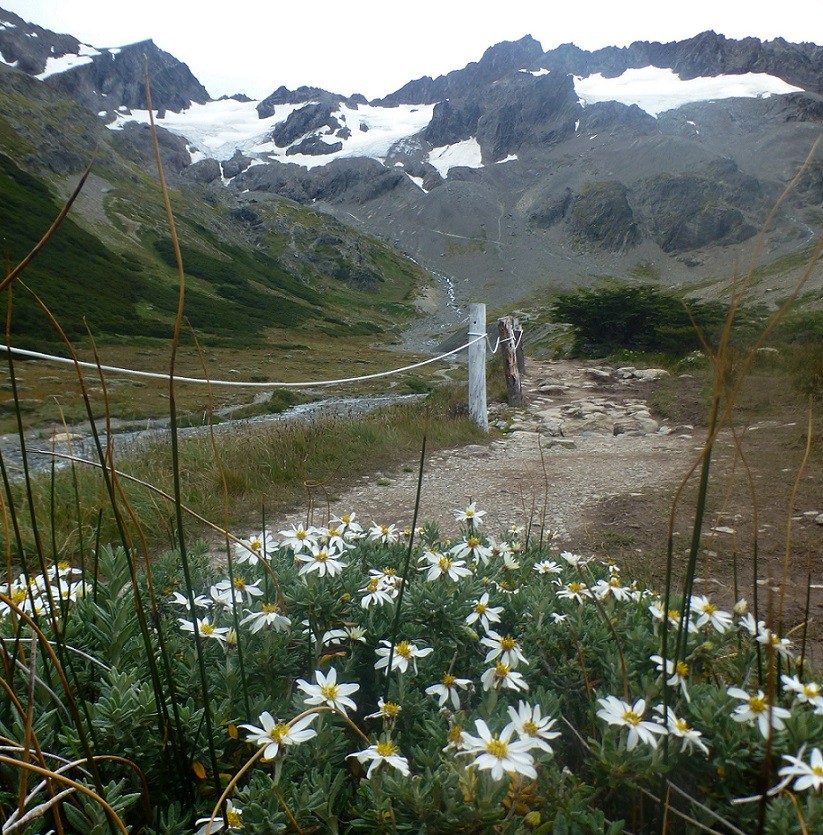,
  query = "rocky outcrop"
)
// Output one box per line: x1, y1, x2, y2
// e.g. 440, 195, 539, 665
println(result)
634, 160, 761, 253
571, 181, 640, 251
109, 121, 192, 174
271, 103, 339, 147
286, 136, 343, 156
49, 40, 208, 114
